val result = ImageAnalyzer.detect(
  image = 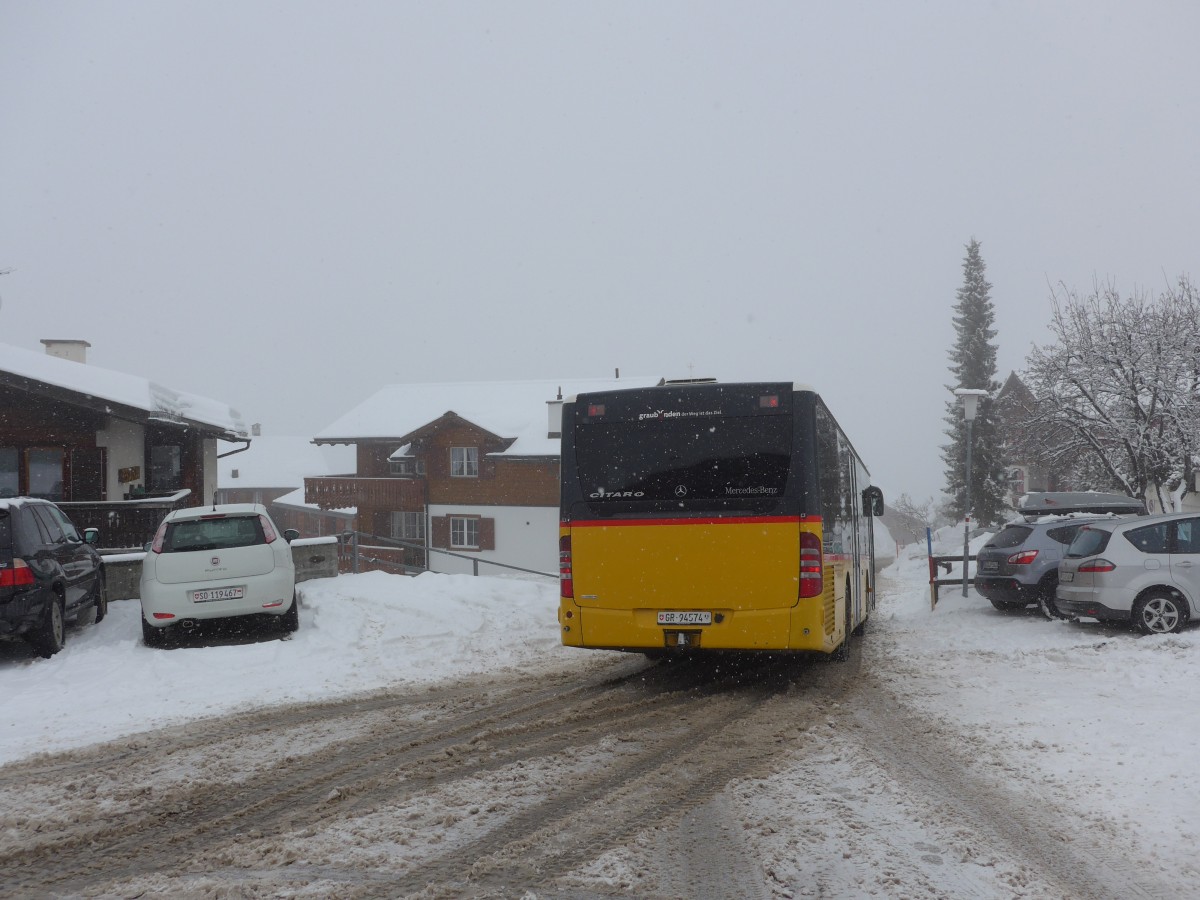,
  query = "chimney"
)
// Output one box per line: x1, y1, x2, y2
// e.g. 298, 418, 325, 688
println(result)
41, 339, 91, 363
547, 398, 563, 439
251, 423, 262, 436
